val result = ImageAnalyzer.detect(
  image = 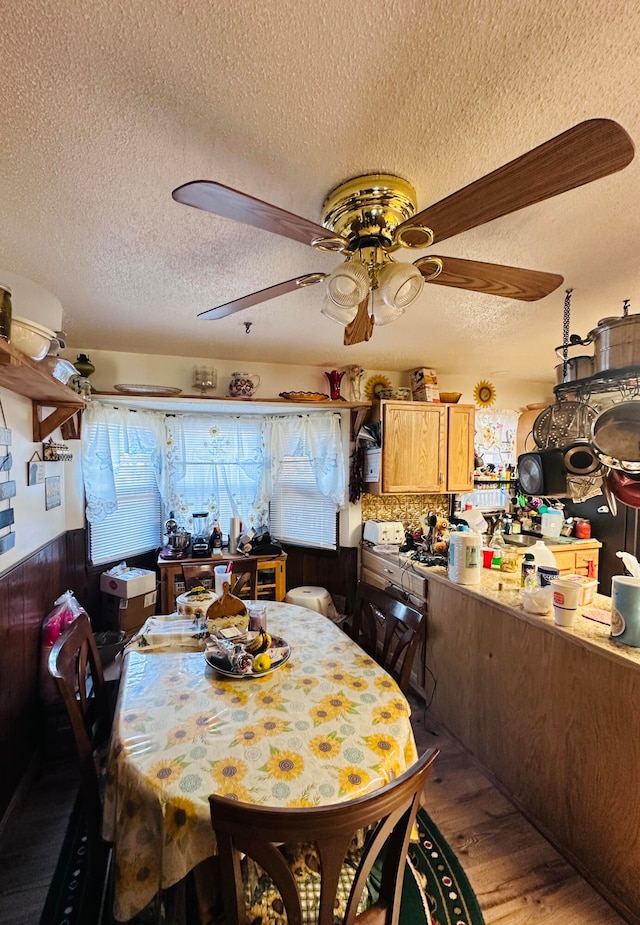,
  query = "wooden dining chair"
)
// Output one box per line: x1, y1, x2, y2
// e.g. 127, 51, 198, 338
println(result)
182, 563, 216, 590
182, 559, 259, 598
349, 581, 425, 695
48, 612, 113, 917
209, 746, 439, 925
